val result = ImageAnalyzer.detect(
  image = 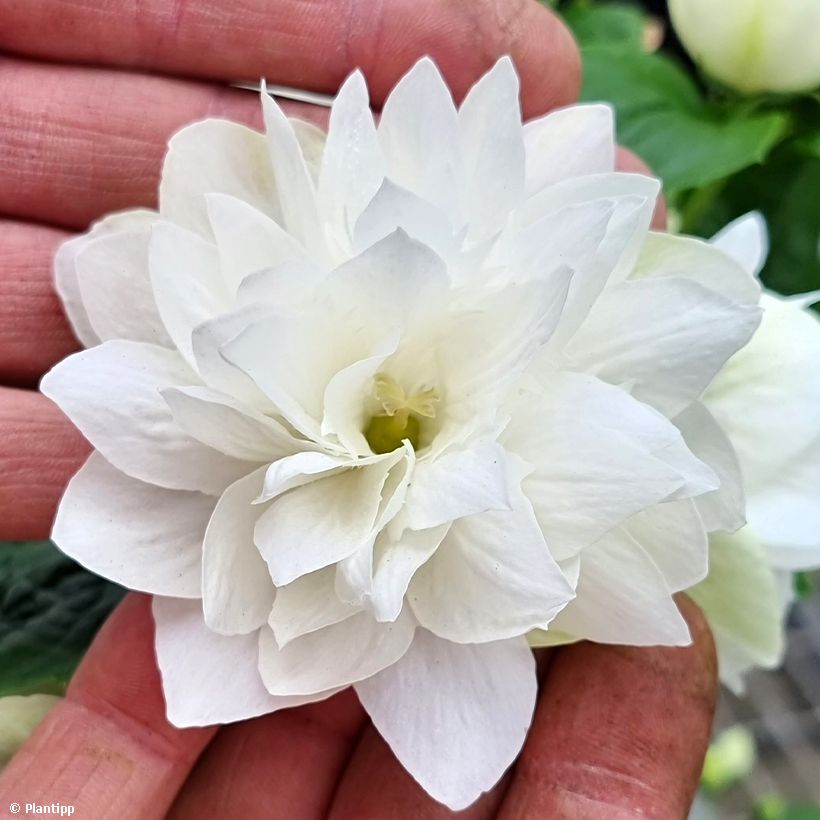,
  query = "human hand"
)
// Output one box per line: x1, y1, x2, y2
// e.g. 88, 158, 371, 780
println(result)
0, 1, 705, 816
0, 593, 716, 819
